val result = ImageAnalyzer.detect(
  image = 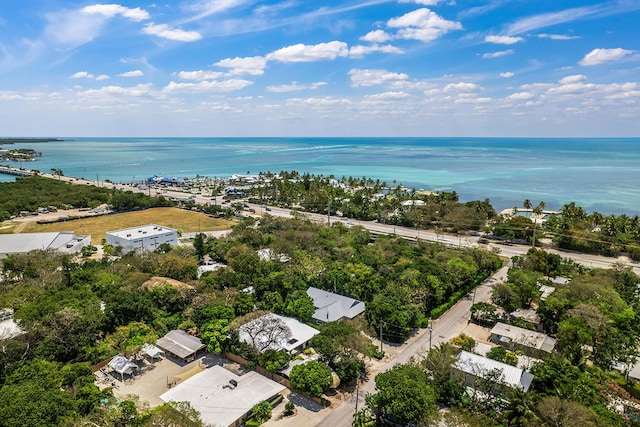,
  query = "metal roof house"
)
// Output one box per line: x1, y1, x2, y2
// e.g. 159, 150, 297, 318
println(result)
490, 322, 556, 358
306, 287, 365, 324
160, 365, 286, 427
157, 330, 205, 362
106, 224, 177, 252
453, 350, 534, 393
0, 232, 90, 259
